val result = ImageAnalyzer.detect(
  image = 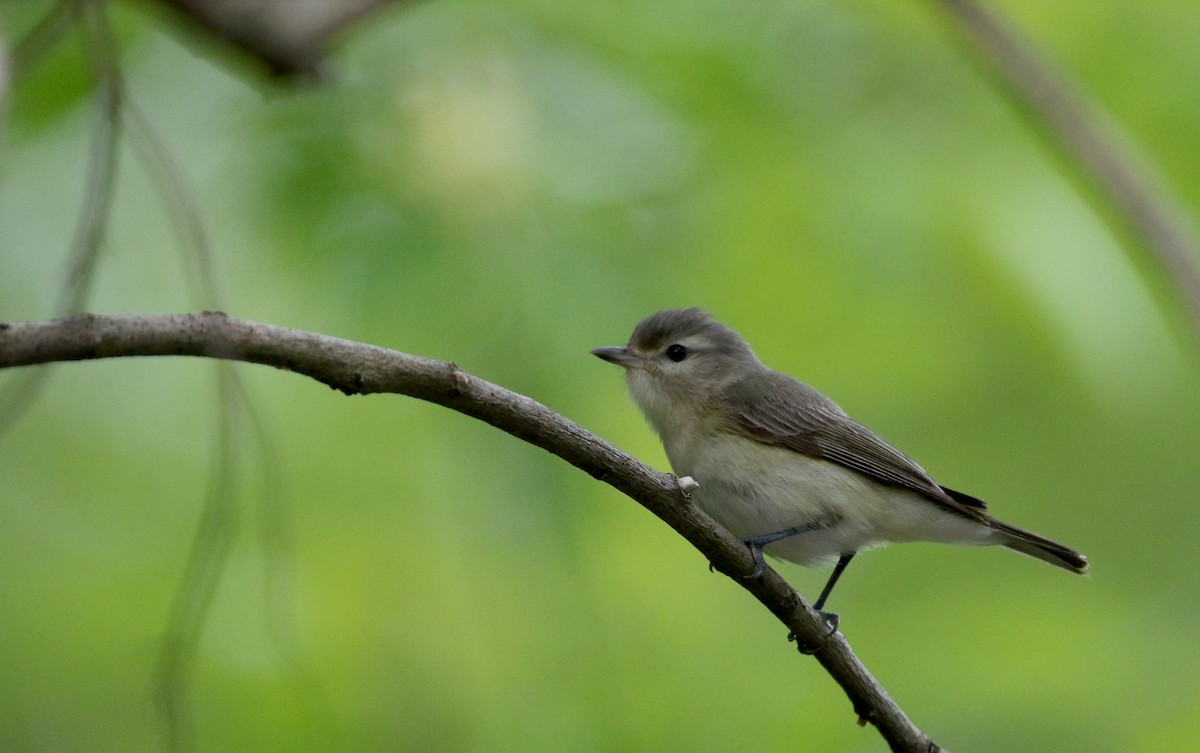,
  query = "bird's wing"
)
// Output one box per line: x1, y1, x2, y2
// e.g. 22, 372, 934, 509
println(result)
719, 372, 987, 512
